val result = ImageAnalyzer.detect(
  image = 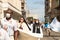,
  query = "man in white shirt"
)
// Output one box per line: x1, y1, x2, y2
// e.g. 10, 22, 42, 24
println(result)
1, 13, 18, 40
